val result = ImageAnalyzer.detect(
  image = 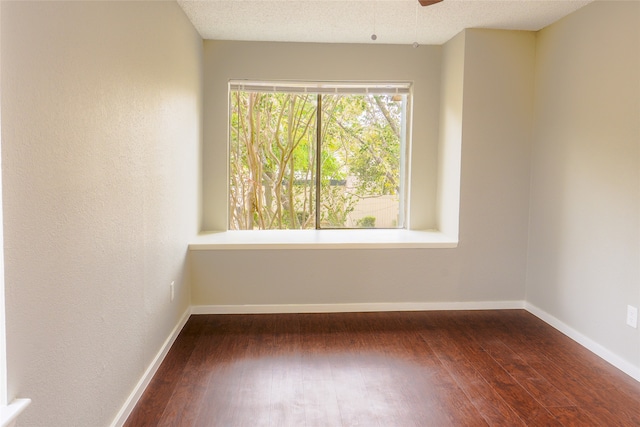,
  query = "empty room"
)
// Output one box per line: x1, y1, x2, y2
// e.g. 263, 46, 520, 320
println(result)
0, 0, 638, 426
